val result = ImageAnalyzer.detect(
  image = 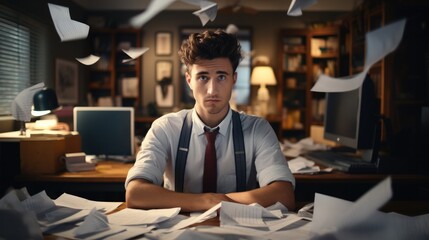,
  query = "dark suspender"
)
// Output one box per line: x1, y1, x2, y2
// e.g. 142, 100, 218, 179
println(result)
174, 110, 255, 192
